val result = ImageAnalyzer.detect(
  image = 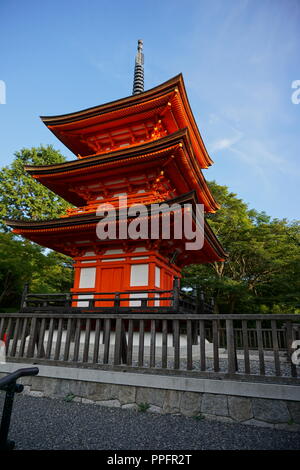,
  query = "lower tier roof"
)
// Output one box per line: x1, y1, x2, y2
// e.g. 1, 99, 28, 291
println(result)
5, 192, 226, 266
